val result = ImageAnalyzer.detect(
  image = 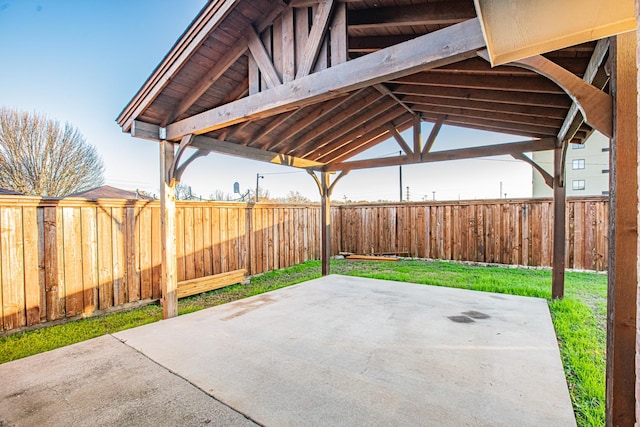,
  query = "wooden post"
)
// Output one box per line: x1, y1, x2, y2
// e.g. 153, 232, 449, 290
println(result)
552, 143, 566, 299
321, 172, 331, 276
606, 32, 638, 426
160, 141, 178, 319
